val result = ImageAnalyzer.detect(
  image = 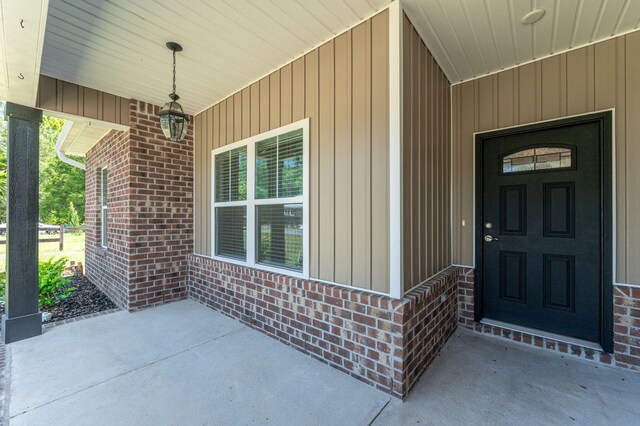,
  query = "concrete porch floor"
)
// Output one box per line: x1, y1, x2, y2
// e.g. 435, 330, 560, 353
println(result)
6, 300, 640, 425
